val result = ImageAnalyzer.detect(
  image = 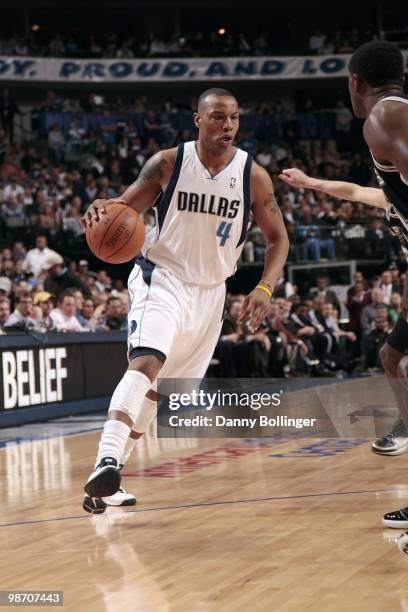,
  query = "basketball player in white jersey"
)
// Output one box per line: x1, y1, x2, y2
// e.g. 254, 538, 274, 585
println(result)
81, 88, 289, 514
